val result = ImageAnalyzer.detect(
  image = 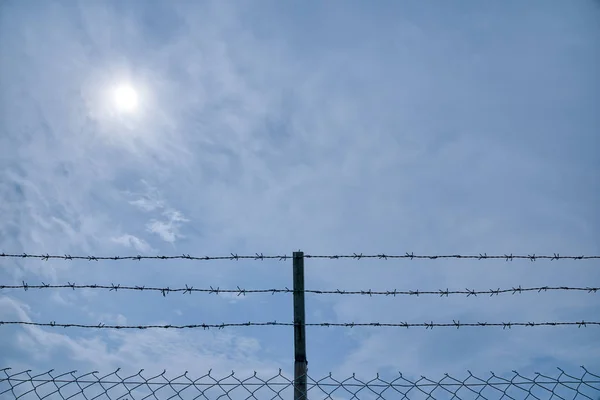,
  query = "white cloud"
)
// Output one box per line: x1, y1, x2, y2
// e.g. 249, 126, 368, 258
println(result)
216, 291, 250, 304
129, 198, 164, 212
125, 183, 191, 244
146, 208, 189, 243
10, 304, 282, 378
111, 234, 152, 253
